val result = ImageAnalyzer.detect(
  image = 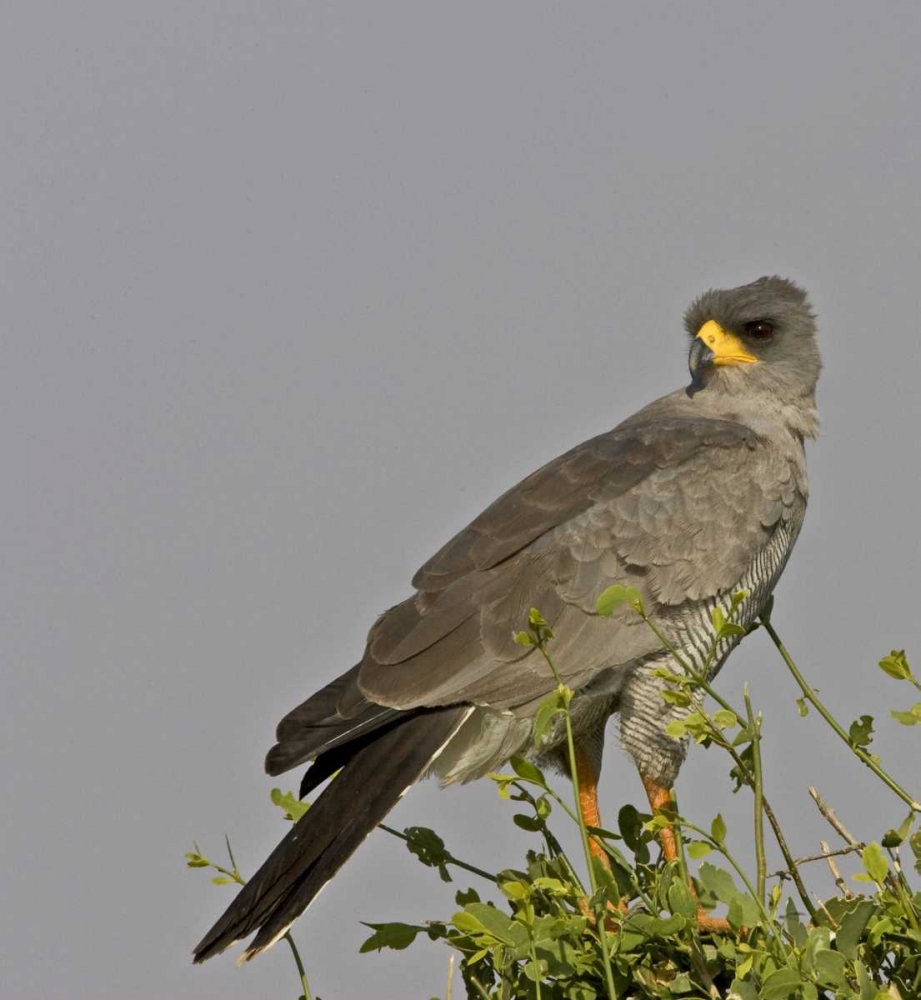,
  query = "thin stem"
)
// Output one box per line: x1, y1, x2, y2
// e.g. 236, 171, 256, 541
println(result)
378, 825, 498, 884
681, 822, 785, 955
808, 787, 863, 847
756, 797, 813, 918
641, 614, 738, 719
284, 933, 313, 1000
525, 901, 543, 1000
669, 796, 691, 887
535, 642, 619, 1000
766, 843, 862, 878
467, 973, 492, 1000
820, 840, 852, 897
887, 849, 921, 938
445, 953, 455, 1000
536, 649, 599, 893
506, 781, 586, 894
203, 852, 313, 1000
744, 688, 767, 905
761, 618, 921, 812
